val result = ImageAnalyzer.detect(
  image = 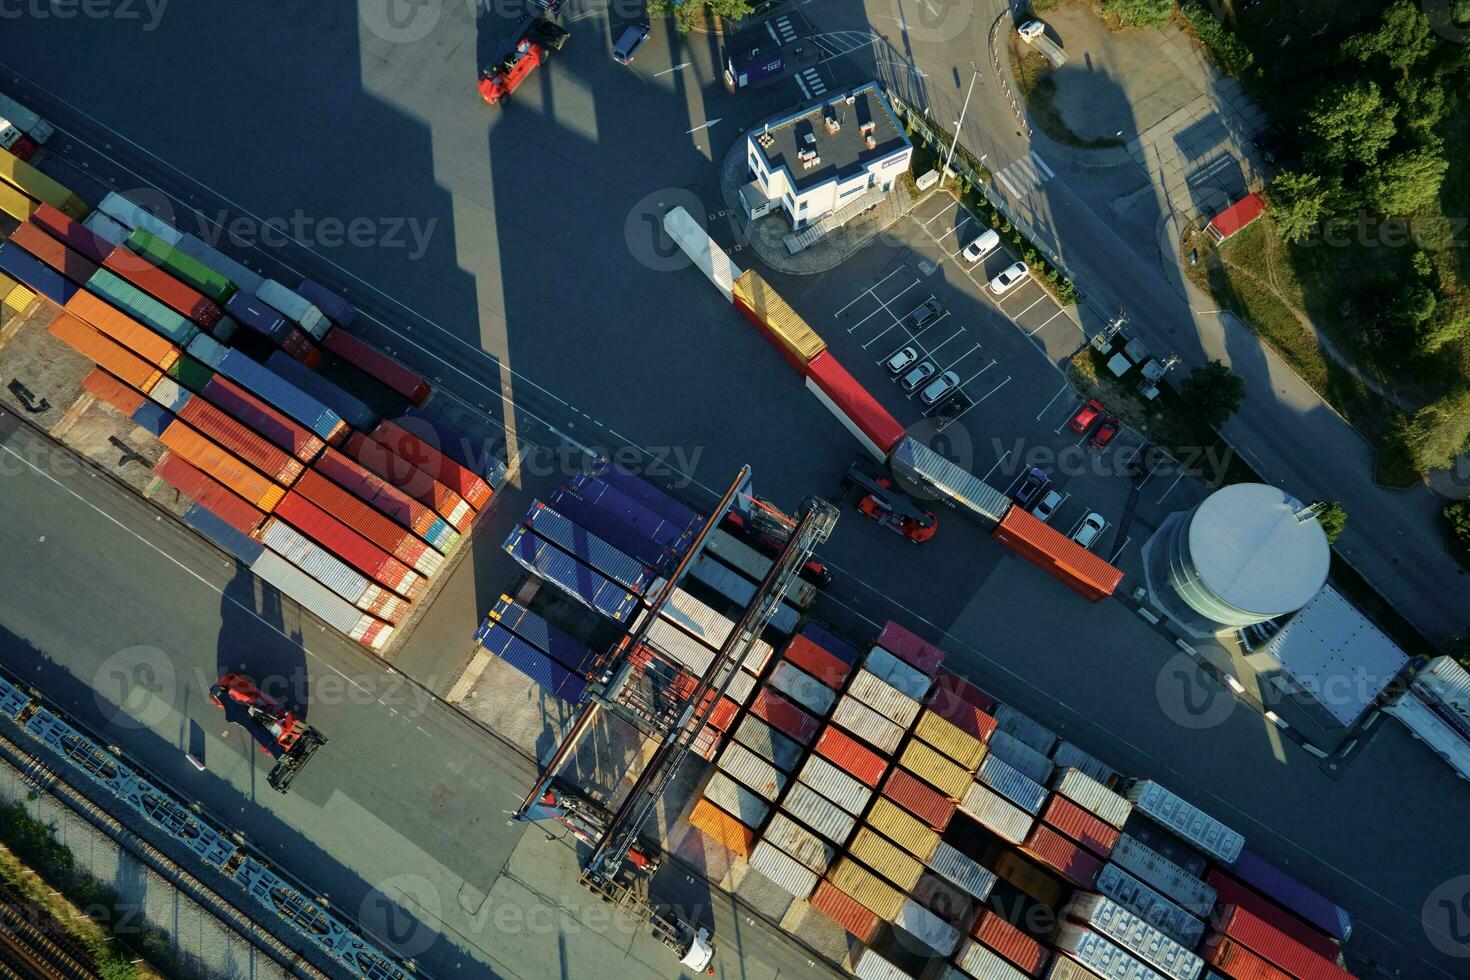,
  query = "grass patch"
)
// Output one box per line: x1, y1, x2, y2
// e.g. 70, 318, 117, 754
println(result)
1009, 39, 1125, 150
